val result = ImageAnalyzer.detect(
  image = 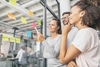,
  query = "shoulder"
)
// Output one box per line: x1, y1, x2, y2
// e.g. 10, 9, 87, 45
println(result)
18, 50, 22, 54
68, 27, 78, 37
71, 27, 78, 32
56, 35, 62, 39
46, 37, 50, 41
56, 35, 62, 41
58, 34, 61, 37
77, 28, 92, 36
74, 28, 97, 41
